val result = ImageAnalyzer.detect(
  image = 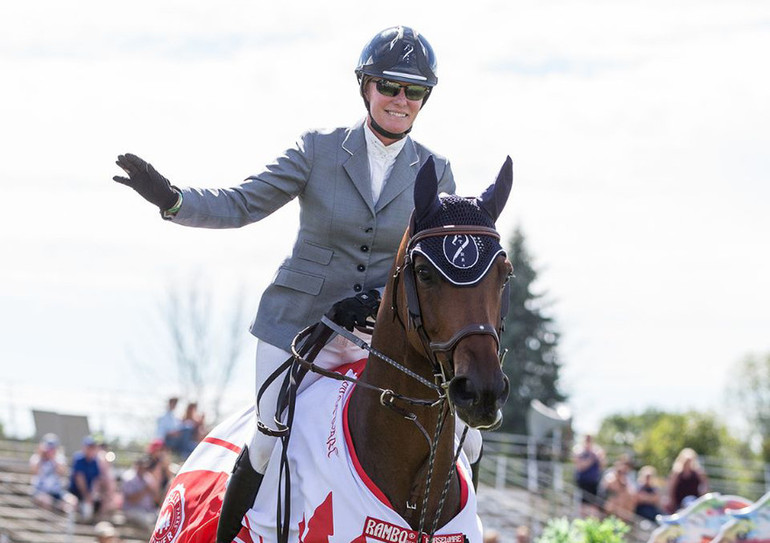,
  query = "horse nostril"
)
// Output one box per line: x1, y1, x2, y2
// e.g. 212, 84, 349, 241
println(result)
448, 377, 479, 408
